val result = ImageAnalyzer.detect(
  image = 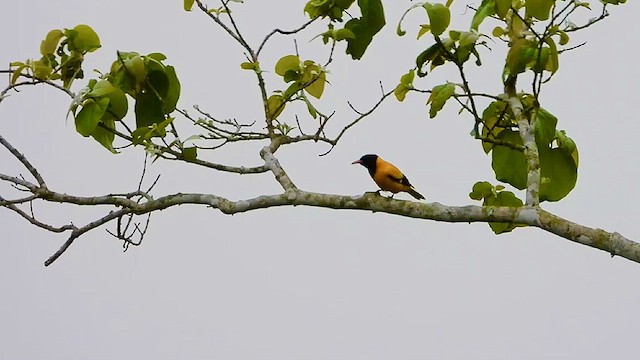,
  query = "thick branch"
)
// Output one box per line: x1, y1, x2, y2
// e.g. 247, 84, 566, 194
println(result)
17, 187, 640, 266
260, 143, 297, 191
504, 77, 540, 207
